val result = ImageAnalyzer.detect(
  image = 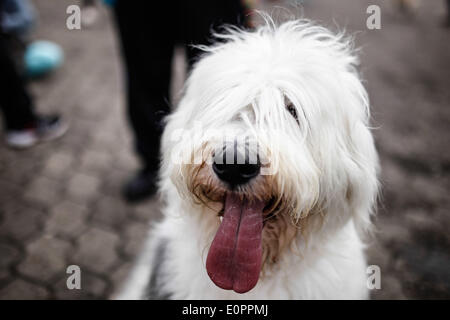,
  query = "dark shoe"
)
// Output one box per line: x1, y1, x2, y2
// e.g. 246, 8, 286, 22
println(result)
123, 170, 157, 203
36, 114, 69, 141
